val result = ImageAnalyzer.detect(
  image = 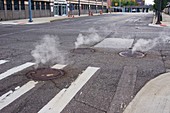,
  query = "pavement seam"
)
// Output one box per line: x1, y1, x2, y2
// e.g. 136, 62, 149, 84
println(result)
74, 99, 107, 113
49, 80, 63, 90
159, 50, 167, 73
